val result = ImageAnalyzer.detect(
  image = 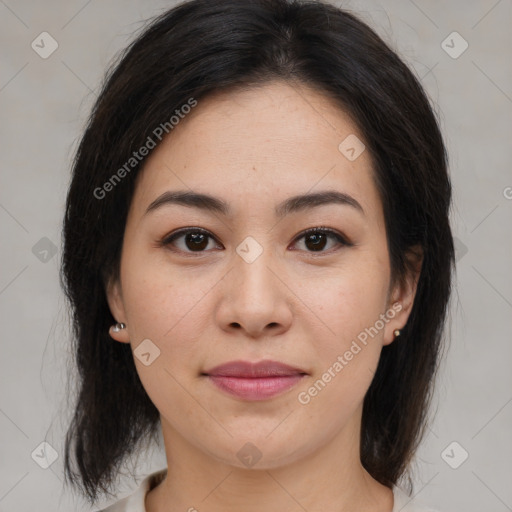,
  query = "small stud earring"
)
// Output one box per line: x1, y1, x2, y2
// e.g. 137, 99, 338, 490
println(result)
111, 322, 126, 333
393, 329, 401, 337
